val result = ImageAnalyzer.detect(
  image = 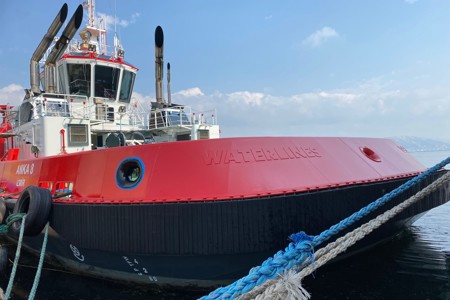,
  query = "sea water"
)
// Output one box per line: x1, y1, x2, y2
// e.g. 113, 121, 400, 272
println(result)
1, 151, 450, 299
302, 150, 450, 300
